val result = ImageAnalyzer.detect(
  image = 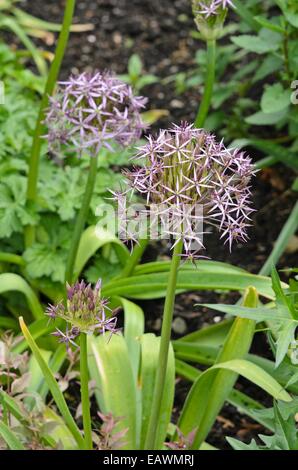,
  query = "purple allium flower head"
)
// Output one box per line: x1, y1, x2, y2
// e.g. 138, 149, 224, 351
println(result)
193, 0, 234, 18
118, 122, 256, 258
45, 71, 147, 157
192, 0, 234, 39
47, 279, 119, 347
